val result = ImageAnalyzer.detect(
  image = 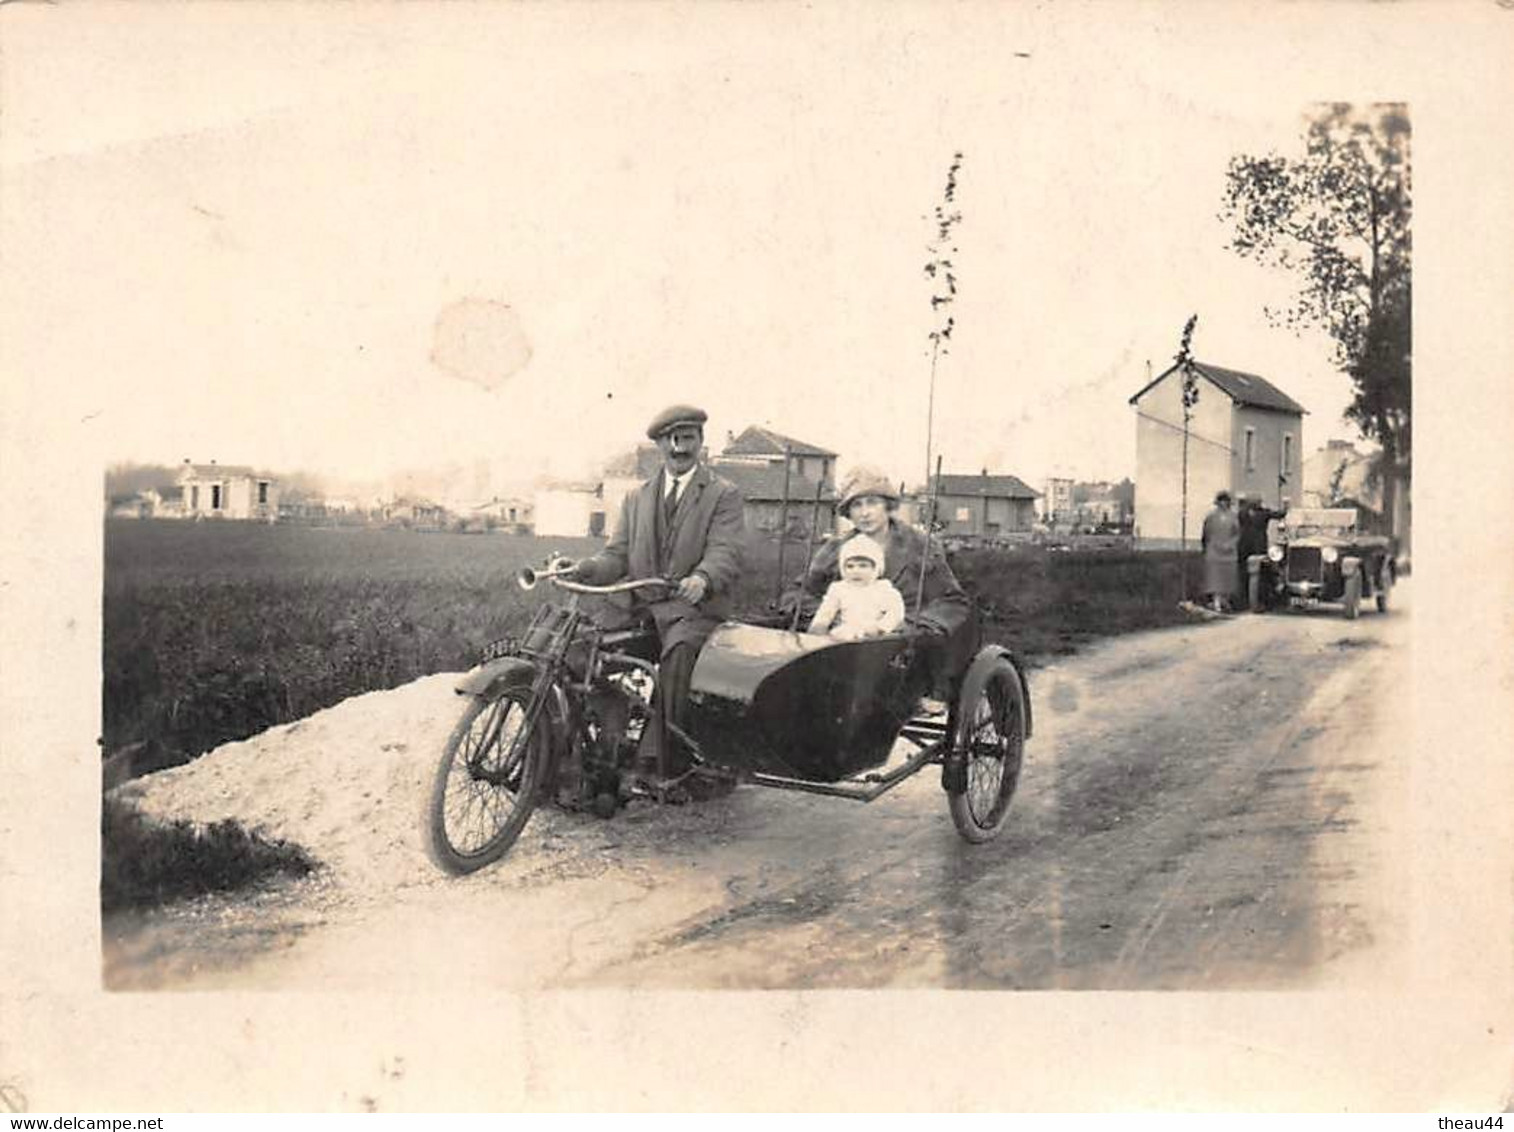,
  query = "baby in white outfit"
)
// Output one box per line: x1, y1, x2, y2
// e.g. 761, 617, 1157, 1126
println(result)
806, 534, 907, 641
